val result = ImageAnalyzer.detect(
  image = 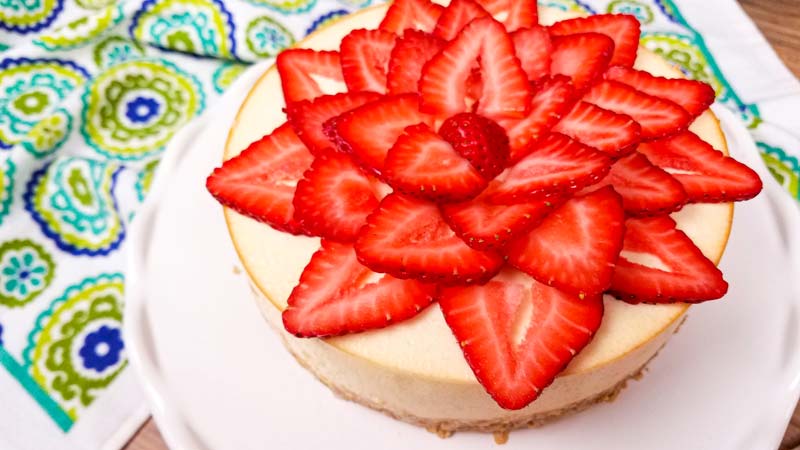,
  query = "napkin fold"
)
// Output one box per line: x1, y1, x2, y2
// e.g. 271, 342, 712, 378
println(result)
0, 0, 797, 449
